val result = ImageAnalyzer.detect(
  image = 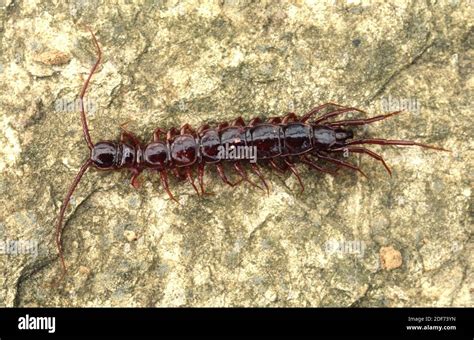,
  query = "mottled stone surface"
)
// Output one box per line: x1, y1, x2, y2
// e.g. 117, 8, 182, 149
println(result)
0, 1, 471, 307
